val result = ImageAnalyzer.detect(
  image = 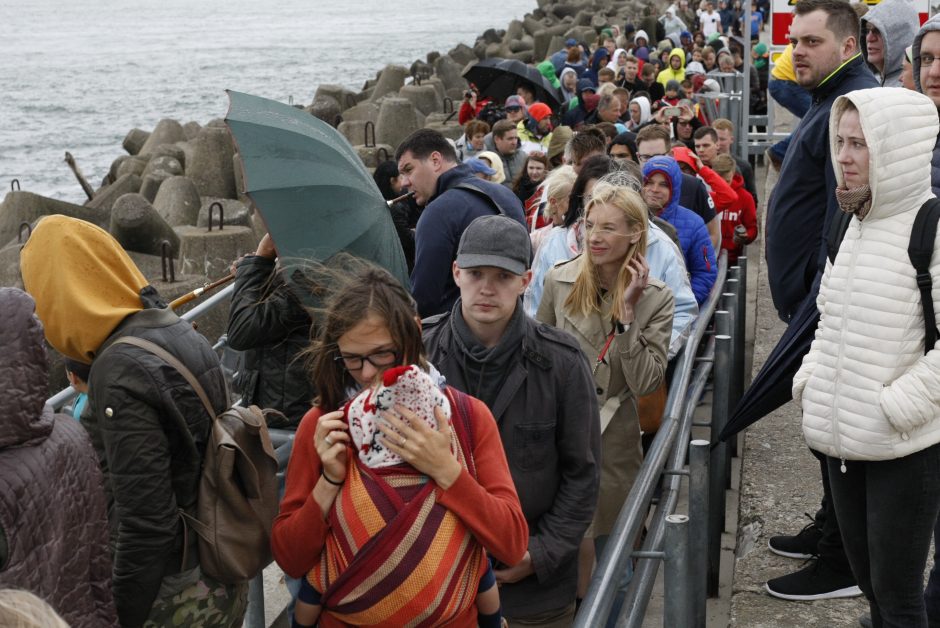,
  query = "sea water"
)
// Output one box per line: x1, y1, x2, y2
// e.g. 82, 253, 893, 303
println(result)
0, 0, 533, 202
